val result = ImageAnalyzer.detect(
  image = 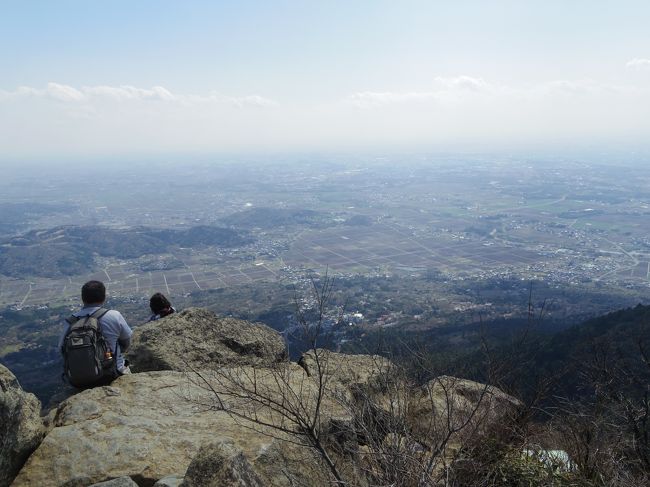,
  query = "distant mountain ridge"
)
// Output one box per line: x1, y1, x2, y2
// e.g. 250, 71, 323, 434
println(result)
220, 207, 328, 229
0, 224, 252, 278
